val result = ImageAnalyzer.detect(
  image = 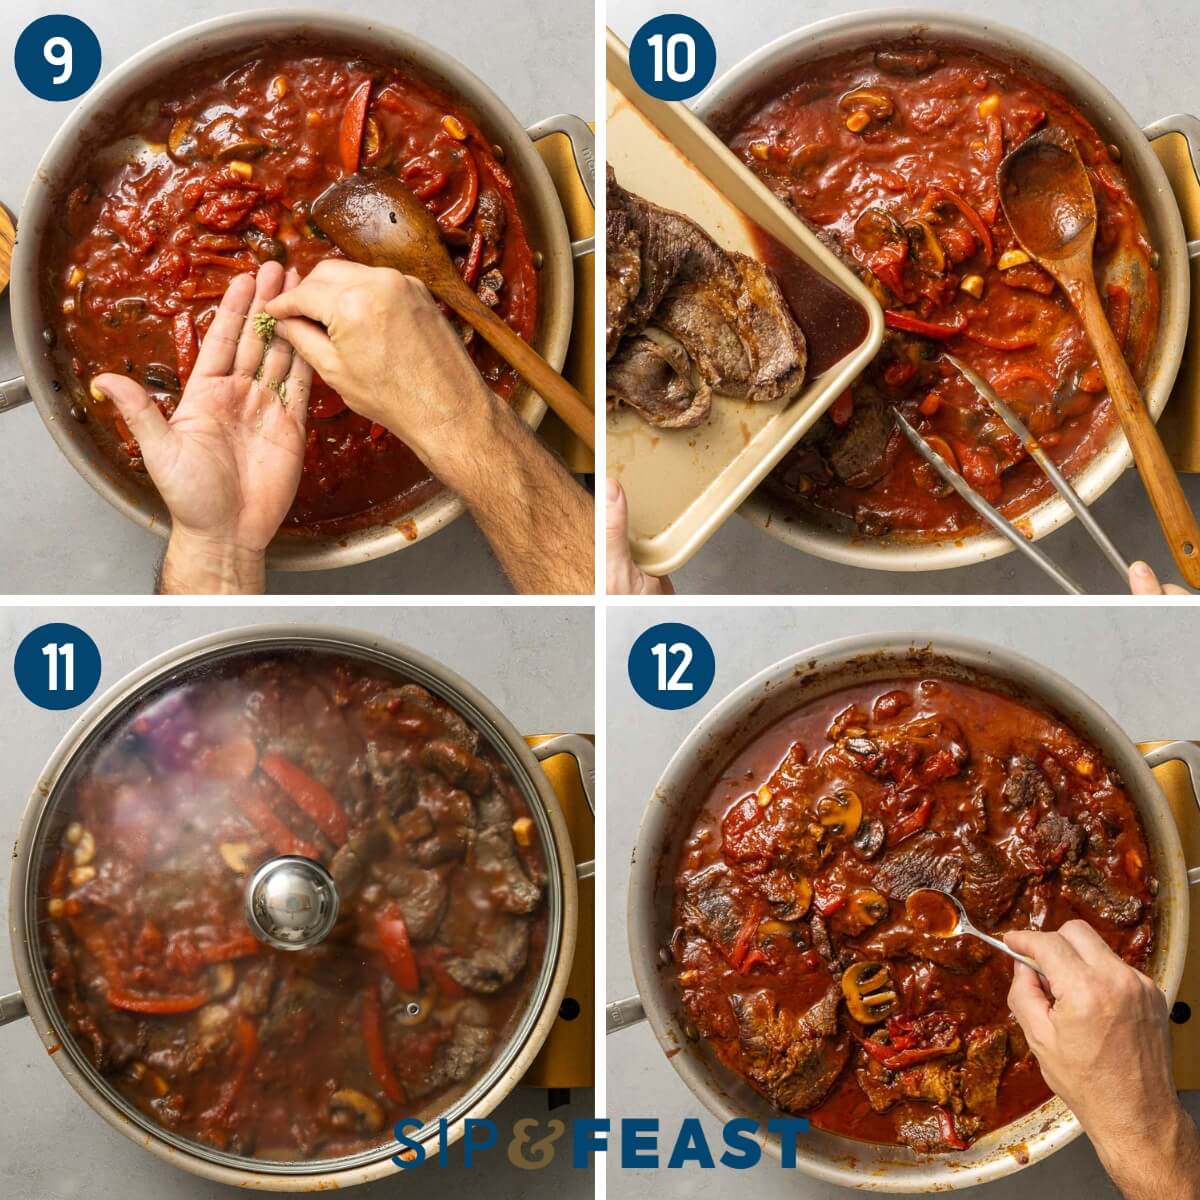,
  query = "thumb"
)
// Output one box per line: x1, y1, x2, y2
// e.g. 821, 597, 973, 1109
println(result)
92, 373, 171, 463
272, 316, 338, 381
605, 477, 631, 557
